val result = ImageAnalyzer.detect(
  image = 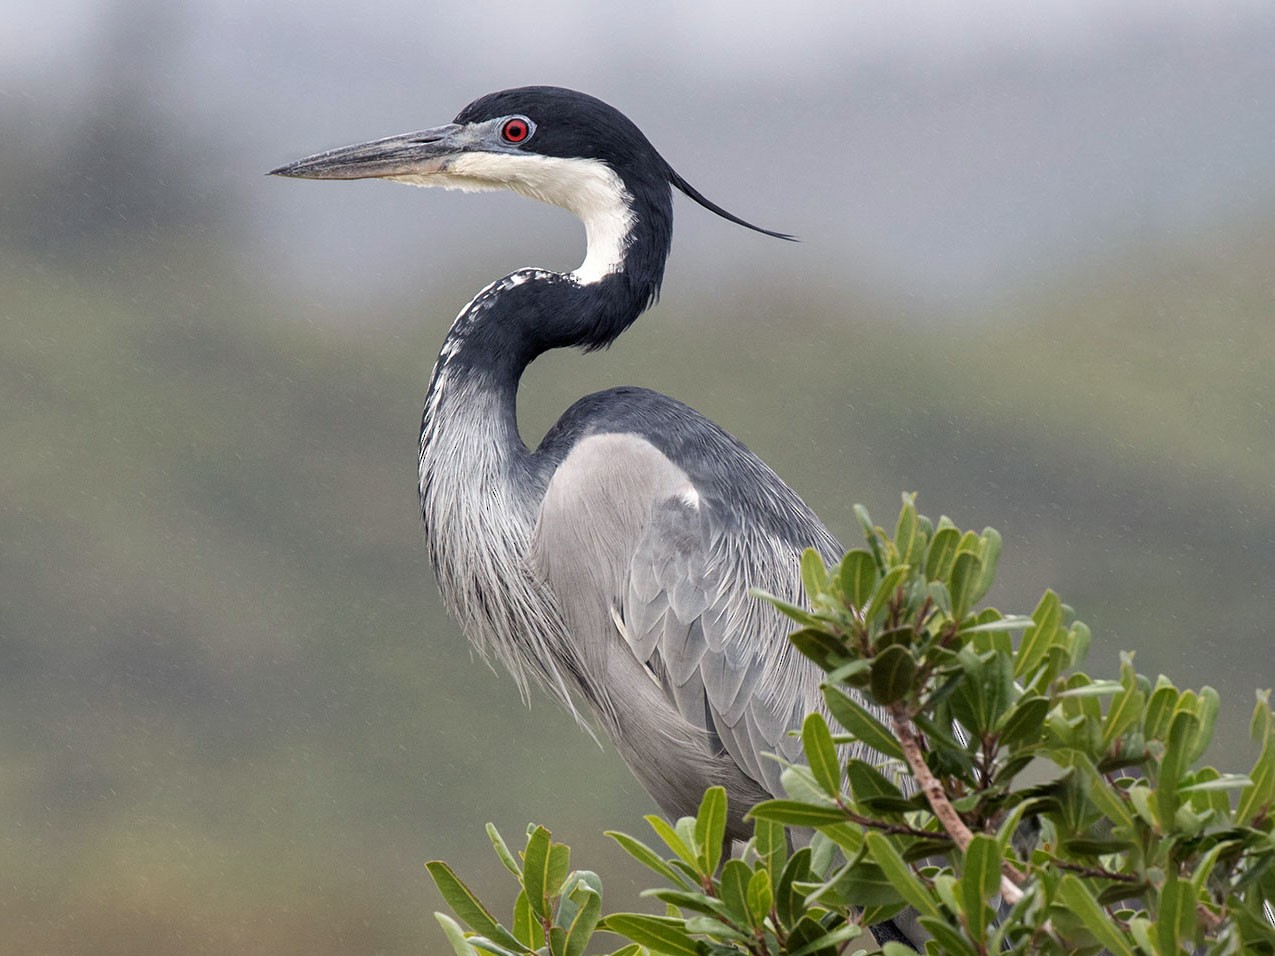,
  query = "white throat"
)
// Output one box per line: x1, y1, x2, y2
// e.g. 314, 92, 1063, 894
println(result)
390, 152, 636, 284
